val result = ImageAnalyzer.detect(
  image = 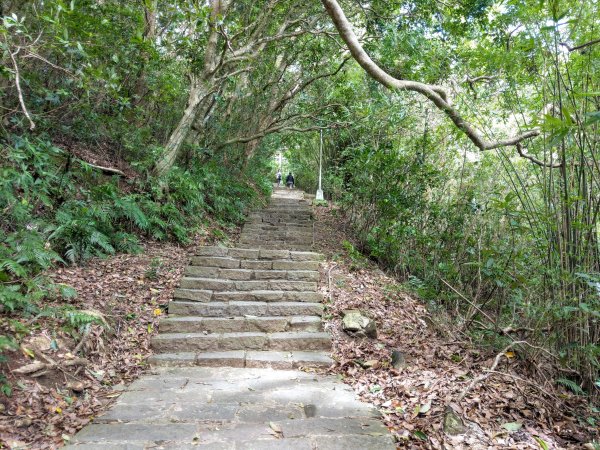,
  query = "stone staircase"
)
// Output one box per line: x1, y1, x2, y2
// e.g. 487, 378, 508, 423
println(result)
149, 188, 333, 369
238, 189, 314, 251
68, 188, 397, 449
